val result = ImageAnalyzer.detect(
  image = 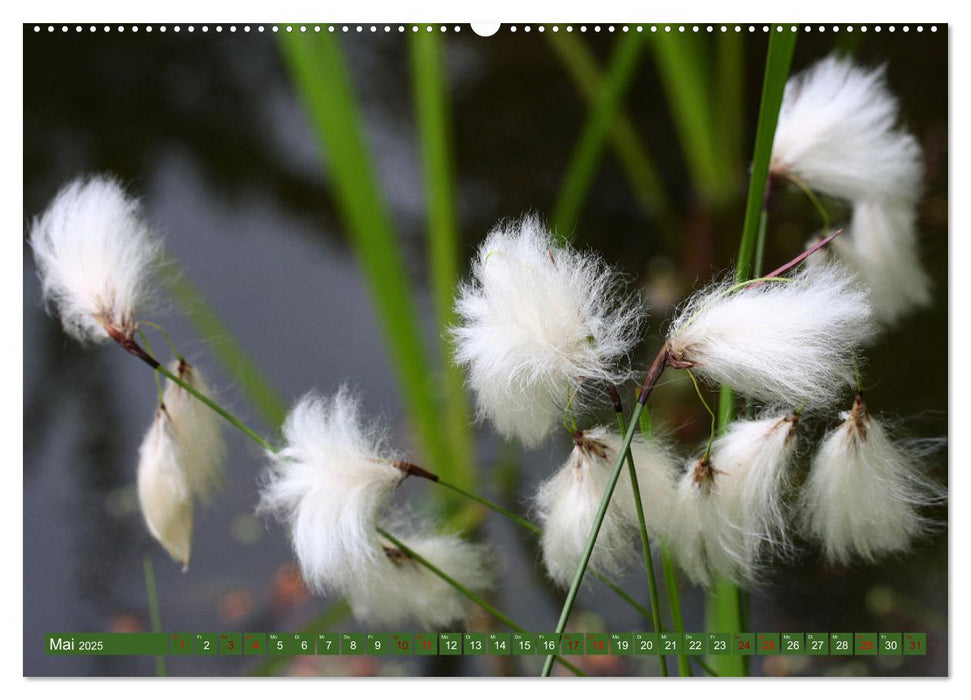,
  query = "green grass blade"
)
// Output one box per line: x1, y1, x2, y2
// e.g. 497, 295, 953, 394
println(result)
142, 556, 166, 677
163, 258, 288, 428
715, 31, 745, 181
547, 32, 671, 226
550, 32, 645, 240
651, 32, 725, 203
709, 25, 797, 678
409, 28, 475, 494
278, 32, 458, 489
